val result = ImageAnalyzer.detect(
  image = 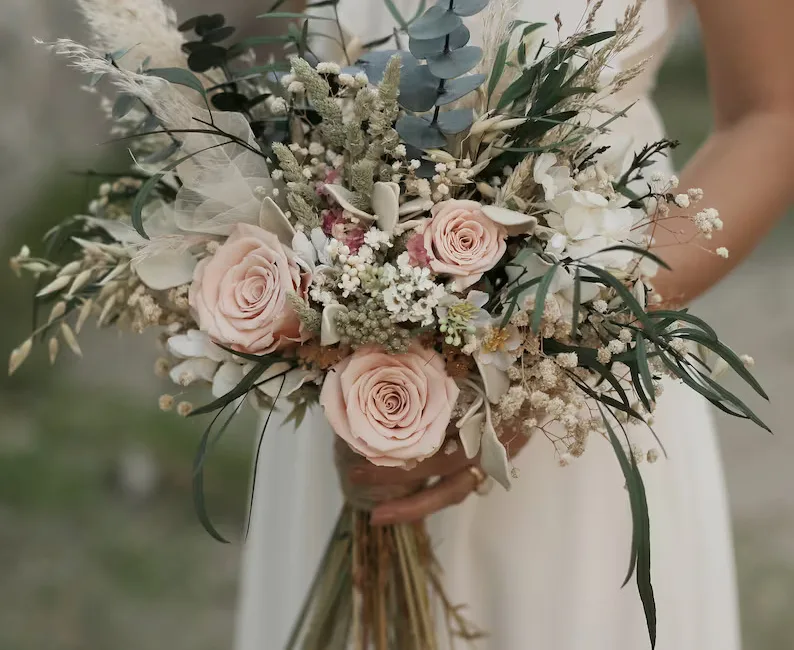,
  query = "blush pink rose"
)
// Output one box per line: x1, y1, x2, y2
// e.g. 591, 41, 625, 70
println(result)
189, 223, 311, 354
424, 199, 507, 290
320, 345, 460, 468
